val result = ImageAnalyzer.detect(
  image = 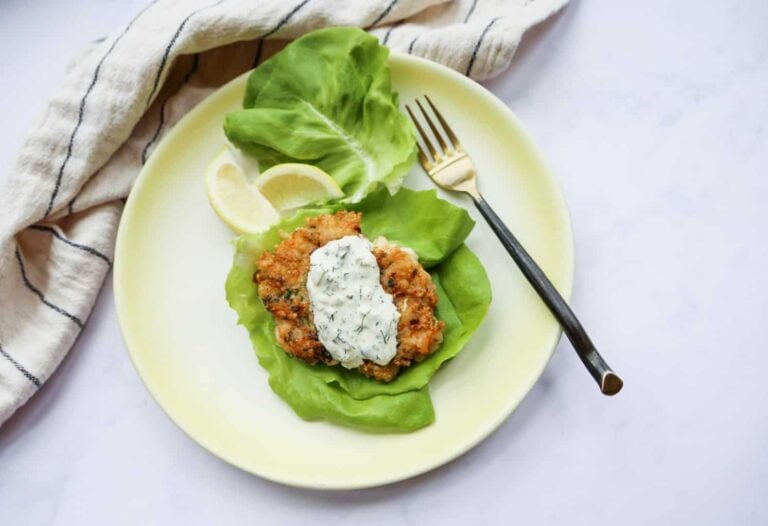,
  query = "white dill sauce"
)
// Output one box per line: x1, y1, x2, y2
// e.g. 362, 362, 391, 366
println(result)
306, 235, 399, 368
